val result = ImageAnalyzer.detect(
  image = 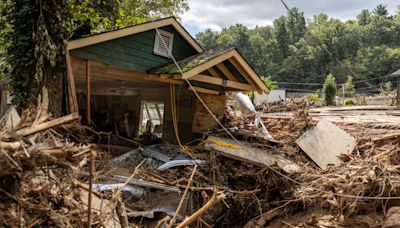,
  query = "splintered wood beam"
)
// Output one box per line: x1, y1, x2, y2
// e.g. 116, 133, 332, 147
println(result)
86, 60, 91, 123
65, 52, 79, 114
190, 74, 256, 91
188, 86, 220, 95
215, 63, 237, 81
